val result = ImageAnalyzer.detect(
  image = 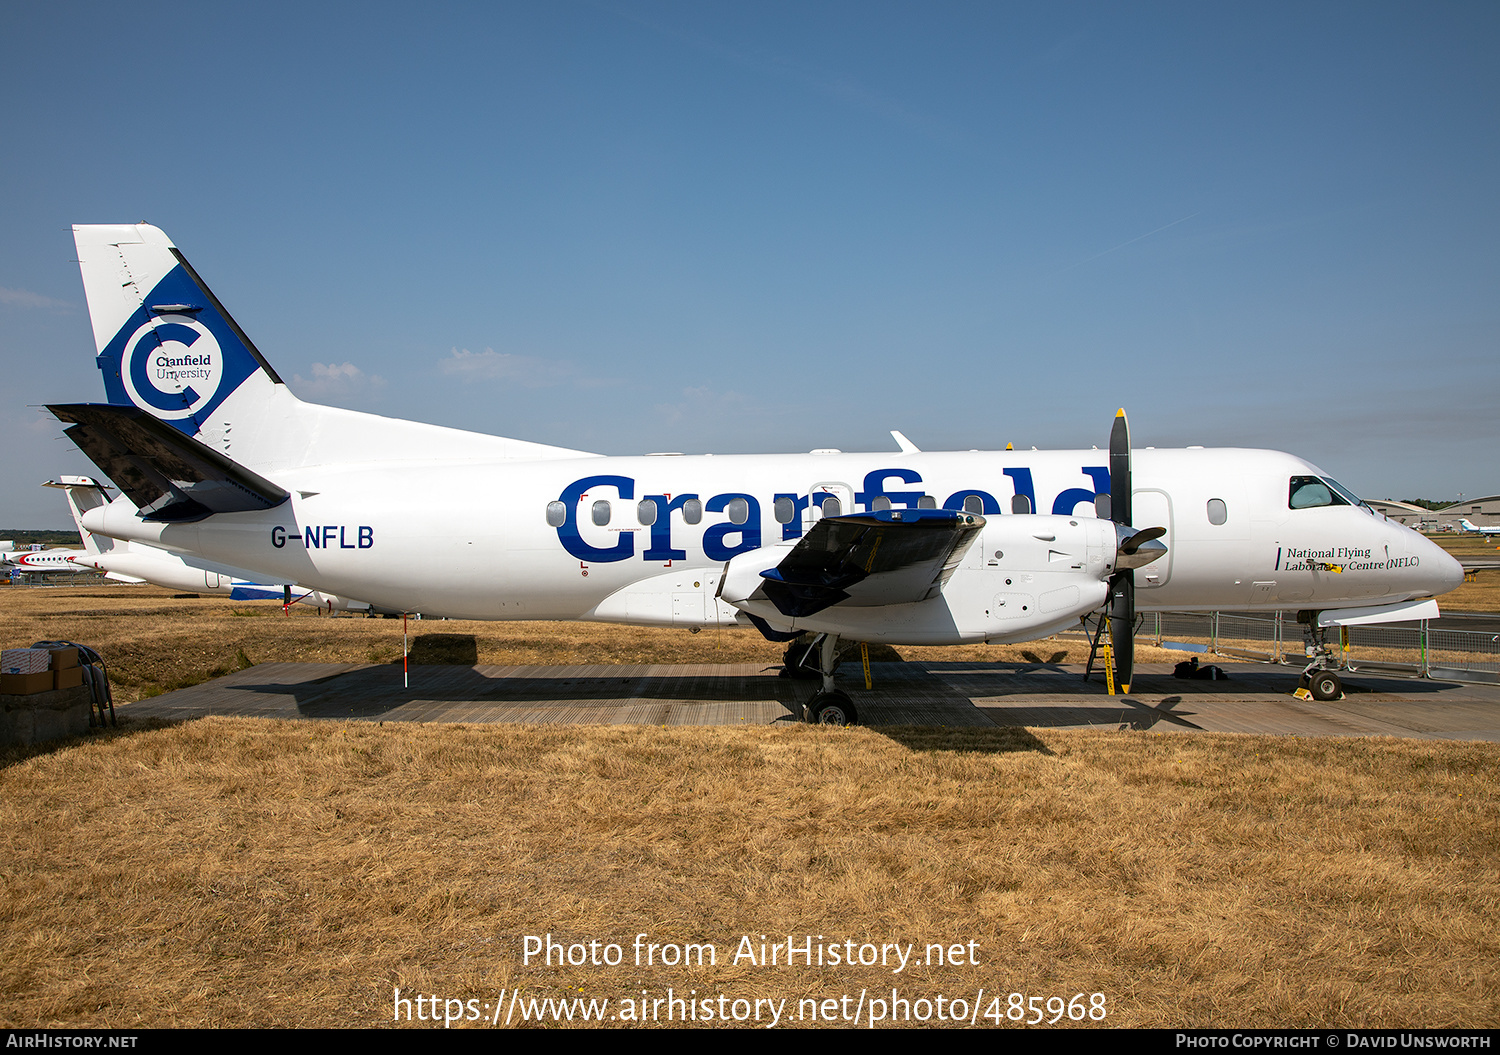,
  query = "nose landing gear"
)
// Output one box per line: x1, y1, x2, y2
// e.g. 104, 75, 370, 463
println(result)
1296, 611, 1345, 701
